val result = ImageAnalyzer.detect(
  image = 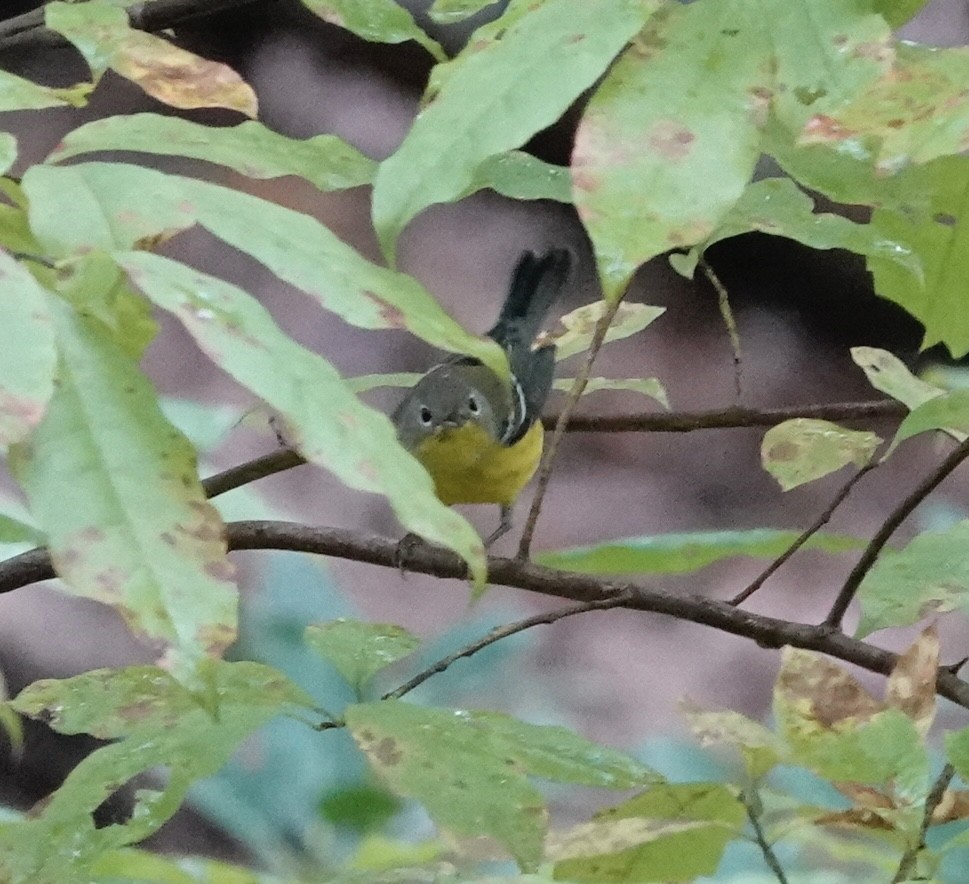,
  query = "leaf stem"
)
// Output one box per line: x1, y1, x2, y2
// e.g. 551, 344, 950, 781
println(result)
891, 763, 955, 883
